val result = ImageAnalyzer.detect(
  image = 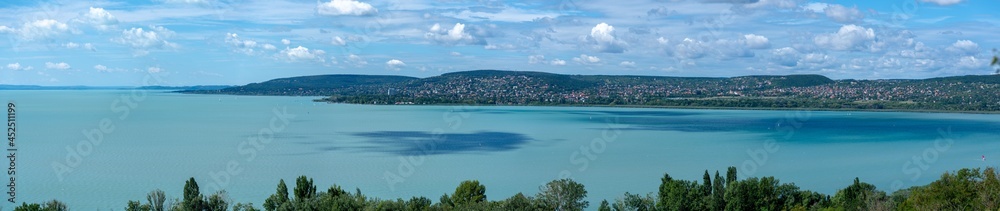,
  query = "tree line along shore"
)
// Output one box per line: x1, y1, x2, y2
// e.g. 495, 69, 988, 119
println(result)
21, 166, 1000, 211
